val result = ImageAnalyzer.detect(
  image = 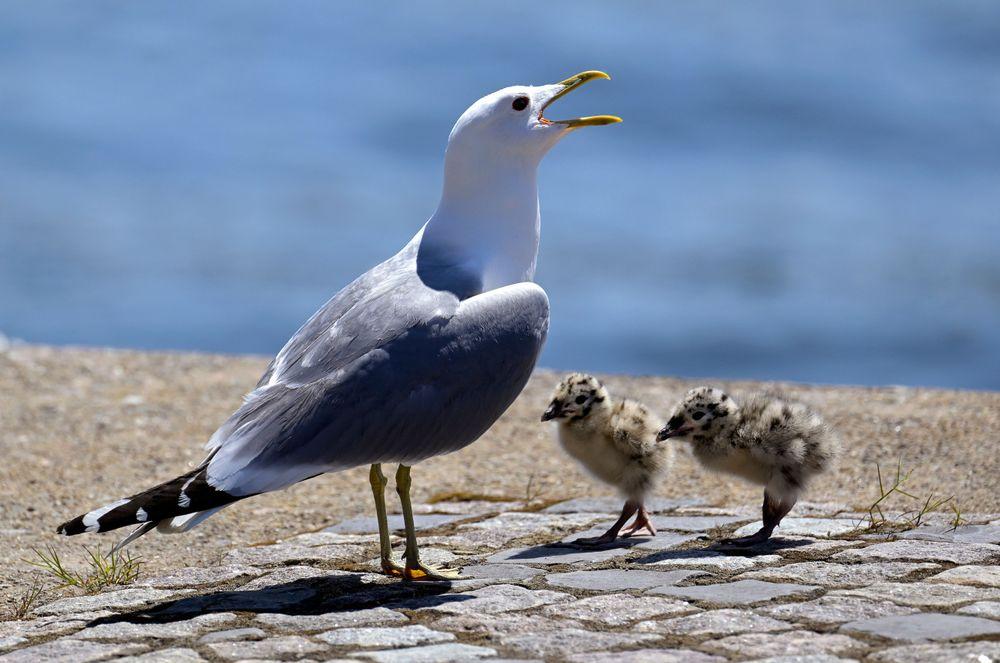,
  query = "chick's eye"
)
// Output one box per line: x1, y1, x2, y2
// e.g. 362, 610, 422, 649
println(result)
692, 411, 705, 420
574, 395, 587, 404
512, 96, 529, 111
